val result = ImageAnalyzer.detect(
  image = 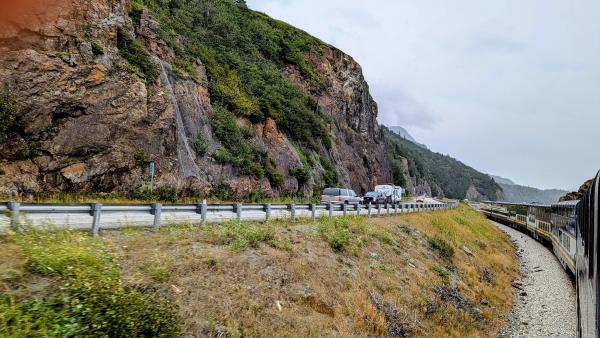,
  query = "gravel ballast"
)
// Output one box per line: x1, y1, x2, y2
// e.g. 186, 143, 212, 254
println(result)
494, 221, 576, 337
